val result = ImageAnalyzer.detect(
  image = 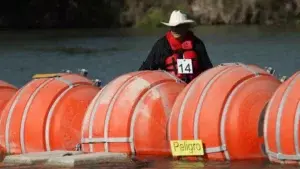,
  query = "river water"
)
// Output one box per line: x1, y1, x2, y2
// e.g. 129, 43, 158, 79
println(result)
0, 26, 300, 168
1, 26, 300, 87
